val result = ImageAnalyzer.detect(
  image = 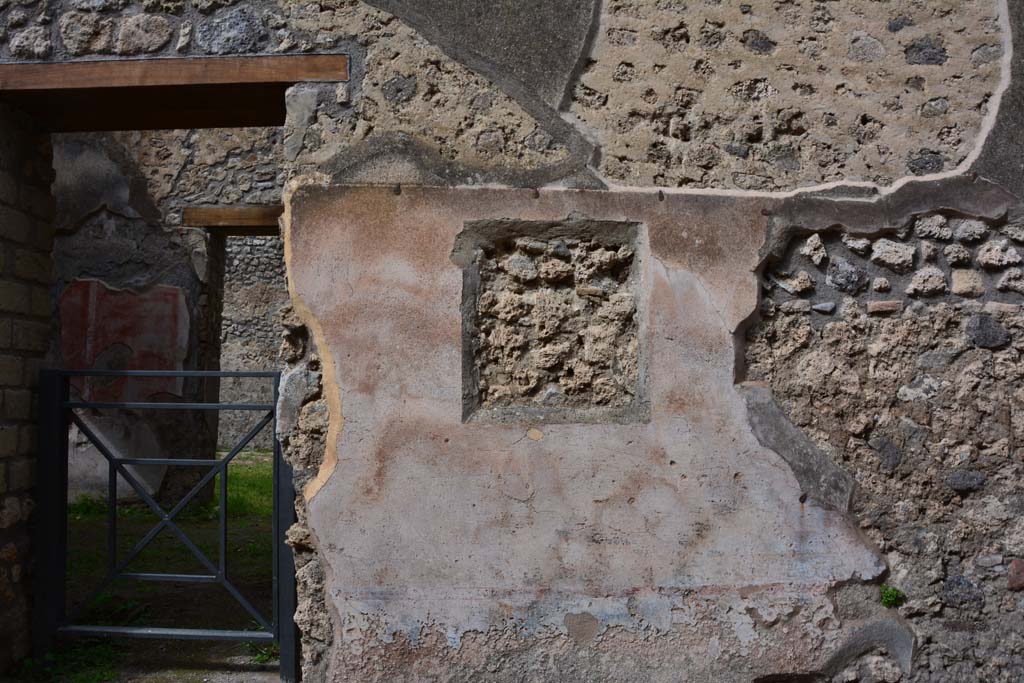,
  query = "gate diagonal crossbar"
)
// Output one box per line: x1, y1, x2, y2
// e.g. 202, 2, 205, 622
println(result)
33, 370, 300, 683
